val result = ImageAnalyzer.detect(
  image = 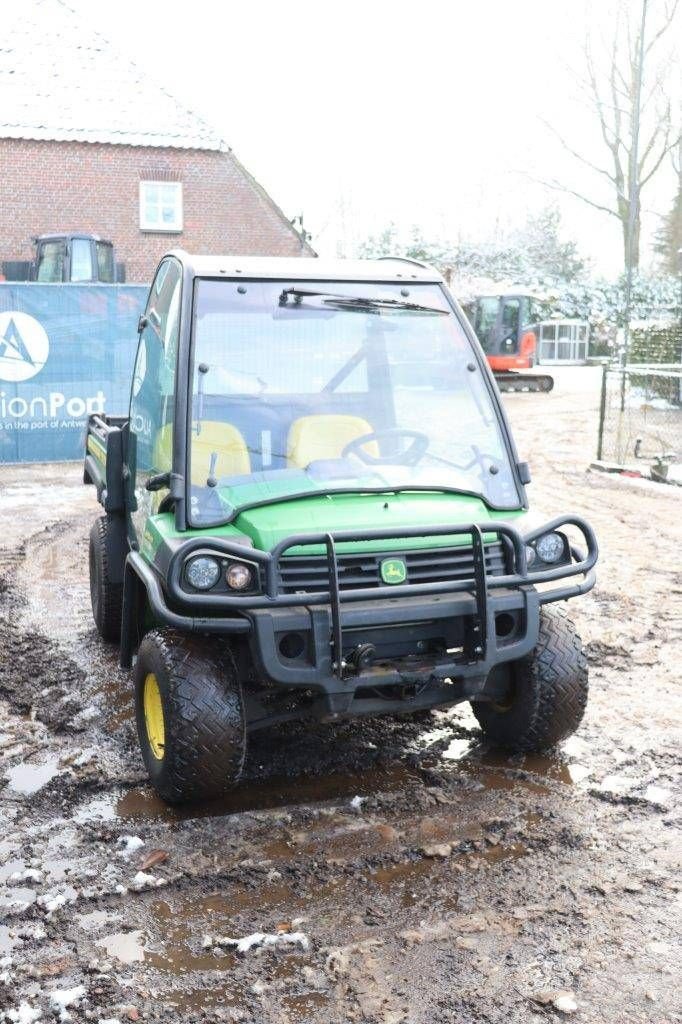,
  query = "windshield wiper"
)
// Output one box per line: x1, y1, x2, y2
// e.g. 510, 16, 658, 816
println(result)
279, 288, 447, 315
